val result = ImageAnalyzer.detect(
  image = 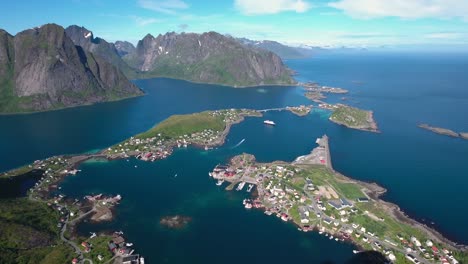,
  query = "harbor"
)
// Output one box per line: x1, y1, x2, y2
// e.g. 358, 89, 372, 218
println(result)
208, 135, 463, 264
